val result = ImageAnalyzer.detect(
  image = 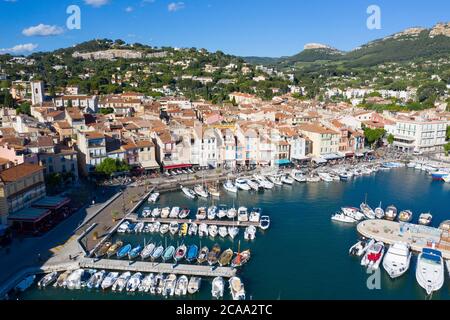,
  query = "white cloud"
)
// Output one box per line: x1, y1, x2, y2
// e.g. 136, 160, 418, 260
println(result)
168, 2, 185, 12
0, 43, 38, 54
125, 6, 134, 13
22, 24, 64, 37
84, 0, 109, 7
